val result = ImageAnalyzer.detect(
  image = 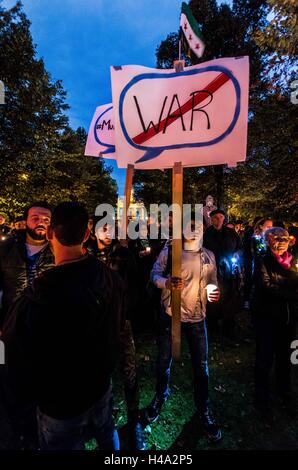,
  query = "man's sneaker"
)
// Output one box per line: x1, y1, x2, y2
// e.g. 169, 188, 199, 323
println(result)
199, 409, 222, 442
128, 421, 147, 450
144, 396, 165, 424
